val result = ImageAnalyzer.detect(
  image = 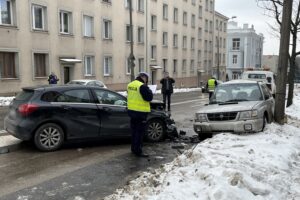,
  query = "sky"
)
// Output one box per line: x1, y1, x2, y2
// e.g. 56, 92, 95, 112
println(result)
215, 0, 280, 55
